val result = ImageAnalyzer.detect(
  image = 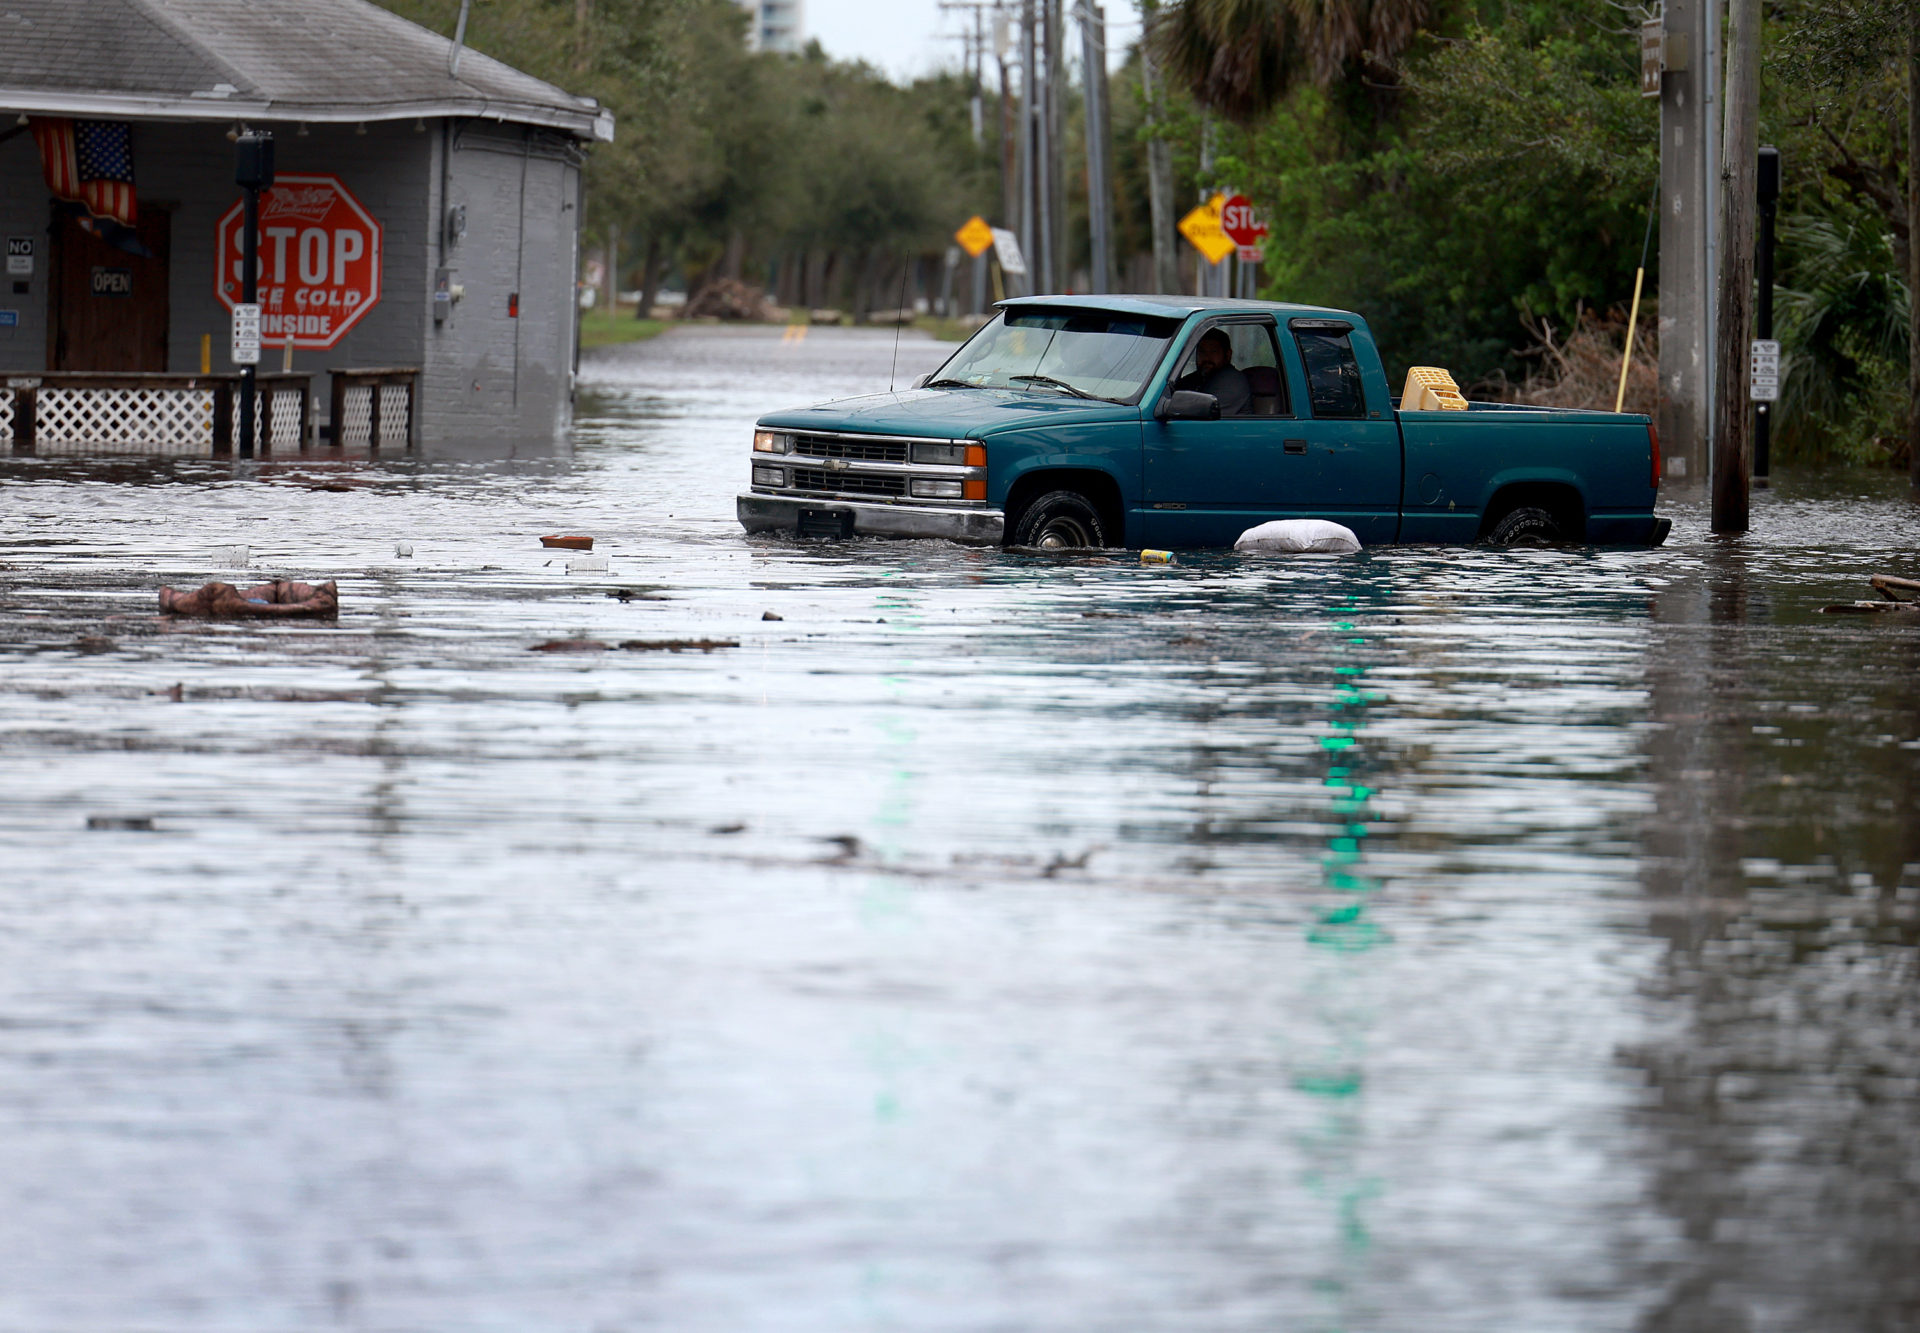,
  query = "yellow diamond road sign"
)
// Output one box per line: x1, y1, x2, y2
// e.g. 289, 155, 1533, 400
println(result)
955, 215, 995, 258
1178, 193, 1236, 265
